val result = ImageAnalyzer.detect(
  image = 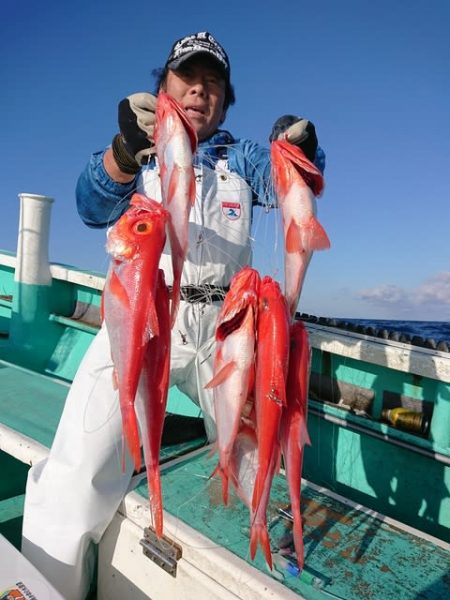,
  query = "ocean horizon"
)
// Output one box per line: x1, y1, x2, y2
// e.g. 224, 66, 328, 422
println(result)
297, 315, 450, 349
337, 318, 450, 347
